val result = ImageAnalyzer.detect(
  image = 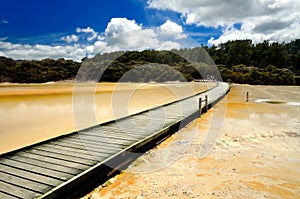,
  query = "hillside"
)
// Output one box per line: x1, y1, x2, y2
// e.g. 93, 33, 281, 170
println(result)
0, 39, 299, 85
